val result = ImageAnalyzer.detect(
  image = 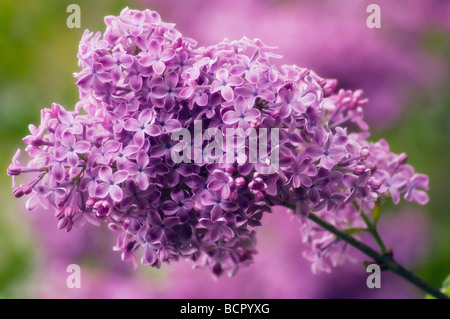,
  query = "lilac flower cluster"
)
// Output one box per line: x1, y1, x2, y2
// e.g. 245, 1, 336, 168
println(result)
8, 8, 429, 275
